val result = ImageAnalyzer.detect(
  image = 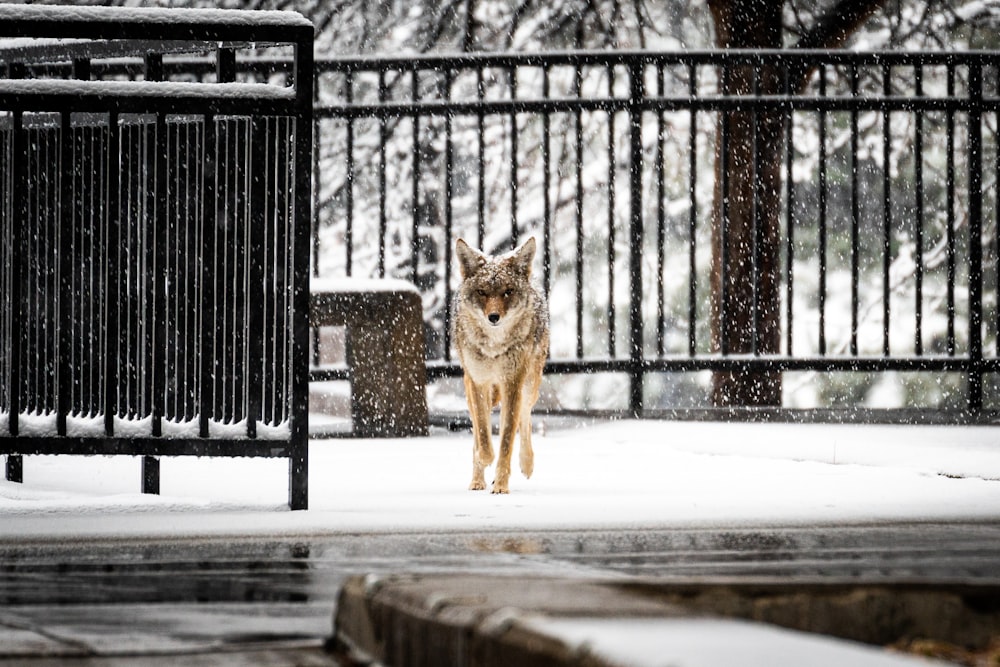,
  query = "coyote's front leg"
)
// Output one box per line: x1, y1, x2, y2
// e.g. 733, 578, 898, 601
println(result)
465, 374, 494, 491
492, 371, 526, 494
